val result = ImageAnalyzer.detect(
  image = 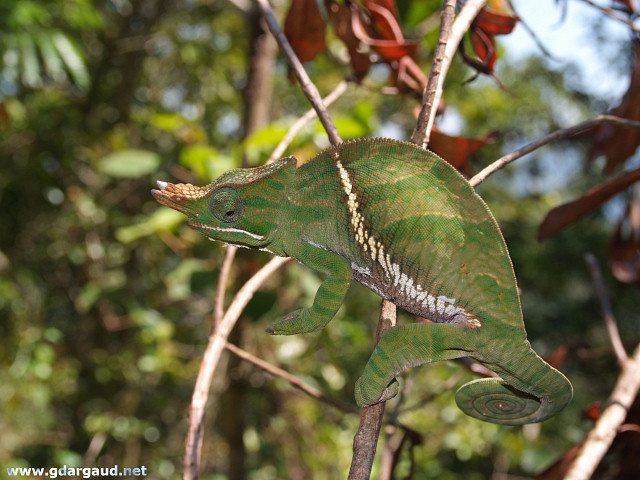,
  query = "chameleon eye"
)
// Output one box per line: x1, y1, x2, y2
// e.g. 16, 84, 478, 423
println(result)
209, 186, 242, 223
